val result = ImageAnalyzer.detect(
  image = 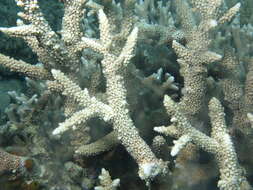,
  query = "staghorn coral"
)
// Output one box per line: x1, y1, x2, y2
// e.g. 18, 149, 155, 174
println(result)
50, 12, 168, 182
0, 148, 27, 176
155, 96, 250, 190
1, 0, 169, 186
95, 168, 120, 190
0, 148, 37, 183
0, 0, 253, 190
172, 0, 240, 116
